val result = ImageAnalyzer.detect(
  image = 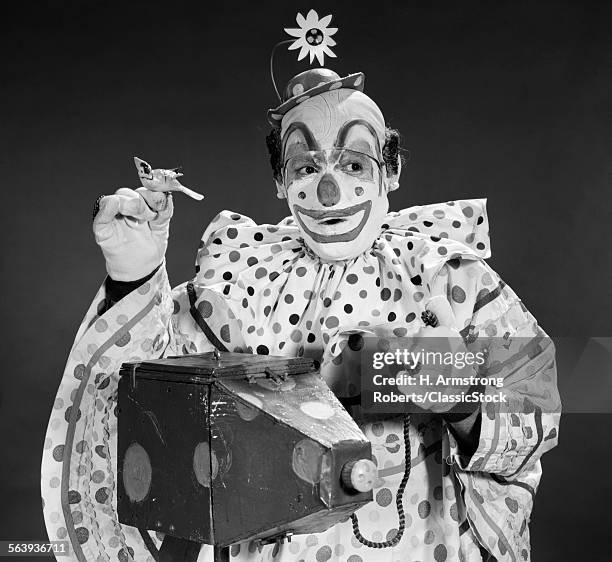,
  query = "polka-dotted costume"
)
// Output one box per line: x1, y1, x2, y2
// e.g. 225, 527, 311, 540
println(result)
42, 199, 560, 562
